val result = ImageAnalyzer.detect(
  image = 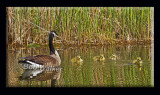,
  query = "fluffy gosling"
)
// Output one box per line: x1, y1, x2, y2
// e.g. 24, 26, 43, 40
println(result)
93, 54, 105, 61
109, 54, 120, 60
71, 56, 83, 63
132, 57, 143, 66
